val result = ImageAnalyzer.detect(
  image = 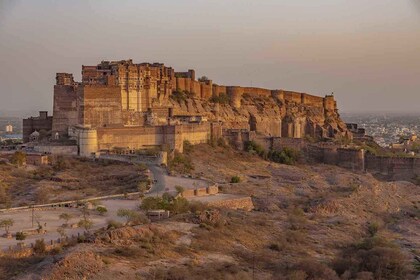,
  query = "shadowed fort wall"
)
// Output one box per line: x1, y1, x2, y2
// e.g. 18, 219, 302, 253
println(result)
23, 111, 53, 142
52, 84, 79, 137
365, 155, 420, 181
262, 137, 419, 181
79, 85, 123, 128
96, 123, 210, 153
